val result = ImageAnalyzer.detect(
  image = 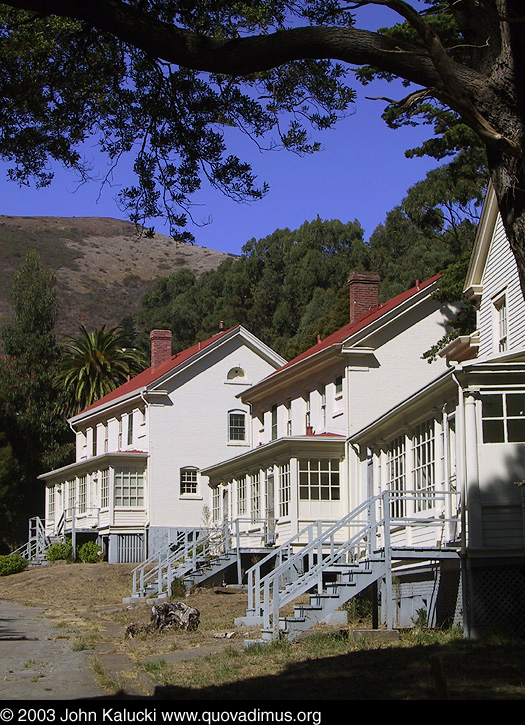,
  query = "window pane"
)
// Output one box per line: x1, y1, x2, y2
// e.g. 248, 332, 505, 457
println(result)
482, 395, 503, 418
508, 419, 525, 443
483, 419, 505, 443
507, 394, 525, 418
